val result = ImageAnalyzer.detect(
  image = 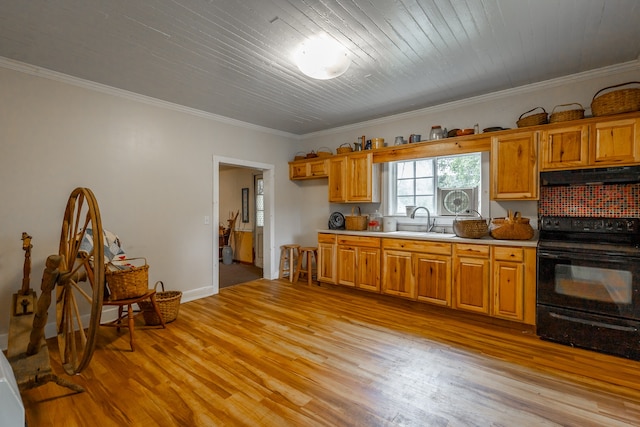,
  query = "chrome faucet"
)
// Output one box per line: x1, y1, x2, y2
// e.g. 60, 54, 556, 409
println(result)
410, 207, 435, 231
